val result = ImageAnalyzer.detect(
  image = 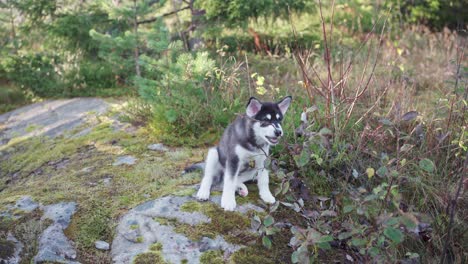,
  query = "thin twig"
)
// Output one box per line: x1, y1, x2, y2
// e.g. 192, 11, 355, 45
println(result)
137, 6, 191, 25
